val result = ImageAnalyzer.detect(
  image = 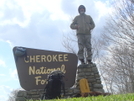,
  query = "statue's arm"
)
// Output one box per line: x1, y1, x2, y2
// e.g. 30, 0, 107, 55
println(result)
70, 17, 78, 30
89, 16, 95, 30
